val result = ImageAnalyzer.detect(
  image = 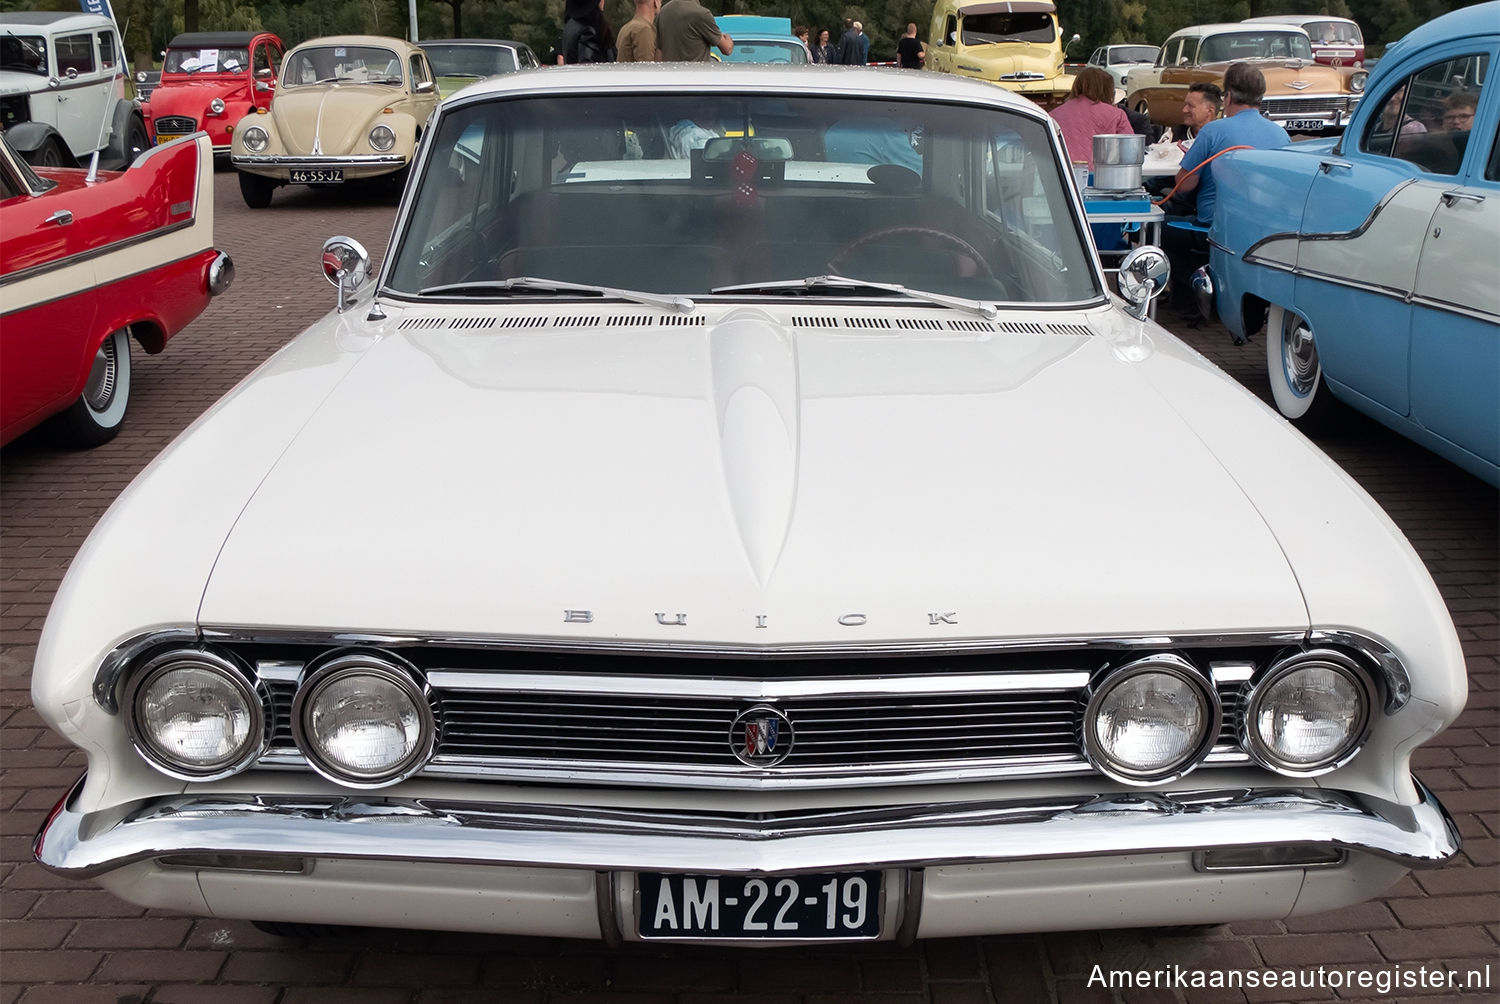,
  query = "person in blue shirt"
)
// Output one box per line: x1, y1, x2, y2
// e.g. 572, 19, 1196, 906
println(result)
1173, 62, 1290, 225
1163, 62, 1289, 311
